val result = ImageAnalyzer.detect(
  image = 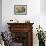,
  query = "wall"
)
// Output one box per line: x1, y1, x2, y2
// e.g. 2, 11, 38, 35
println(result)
0, 0, 2, 32
40, 0, 46, 31
2, 0, 40, 31
40, 0, 46, 13
2, 0, 46, 46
